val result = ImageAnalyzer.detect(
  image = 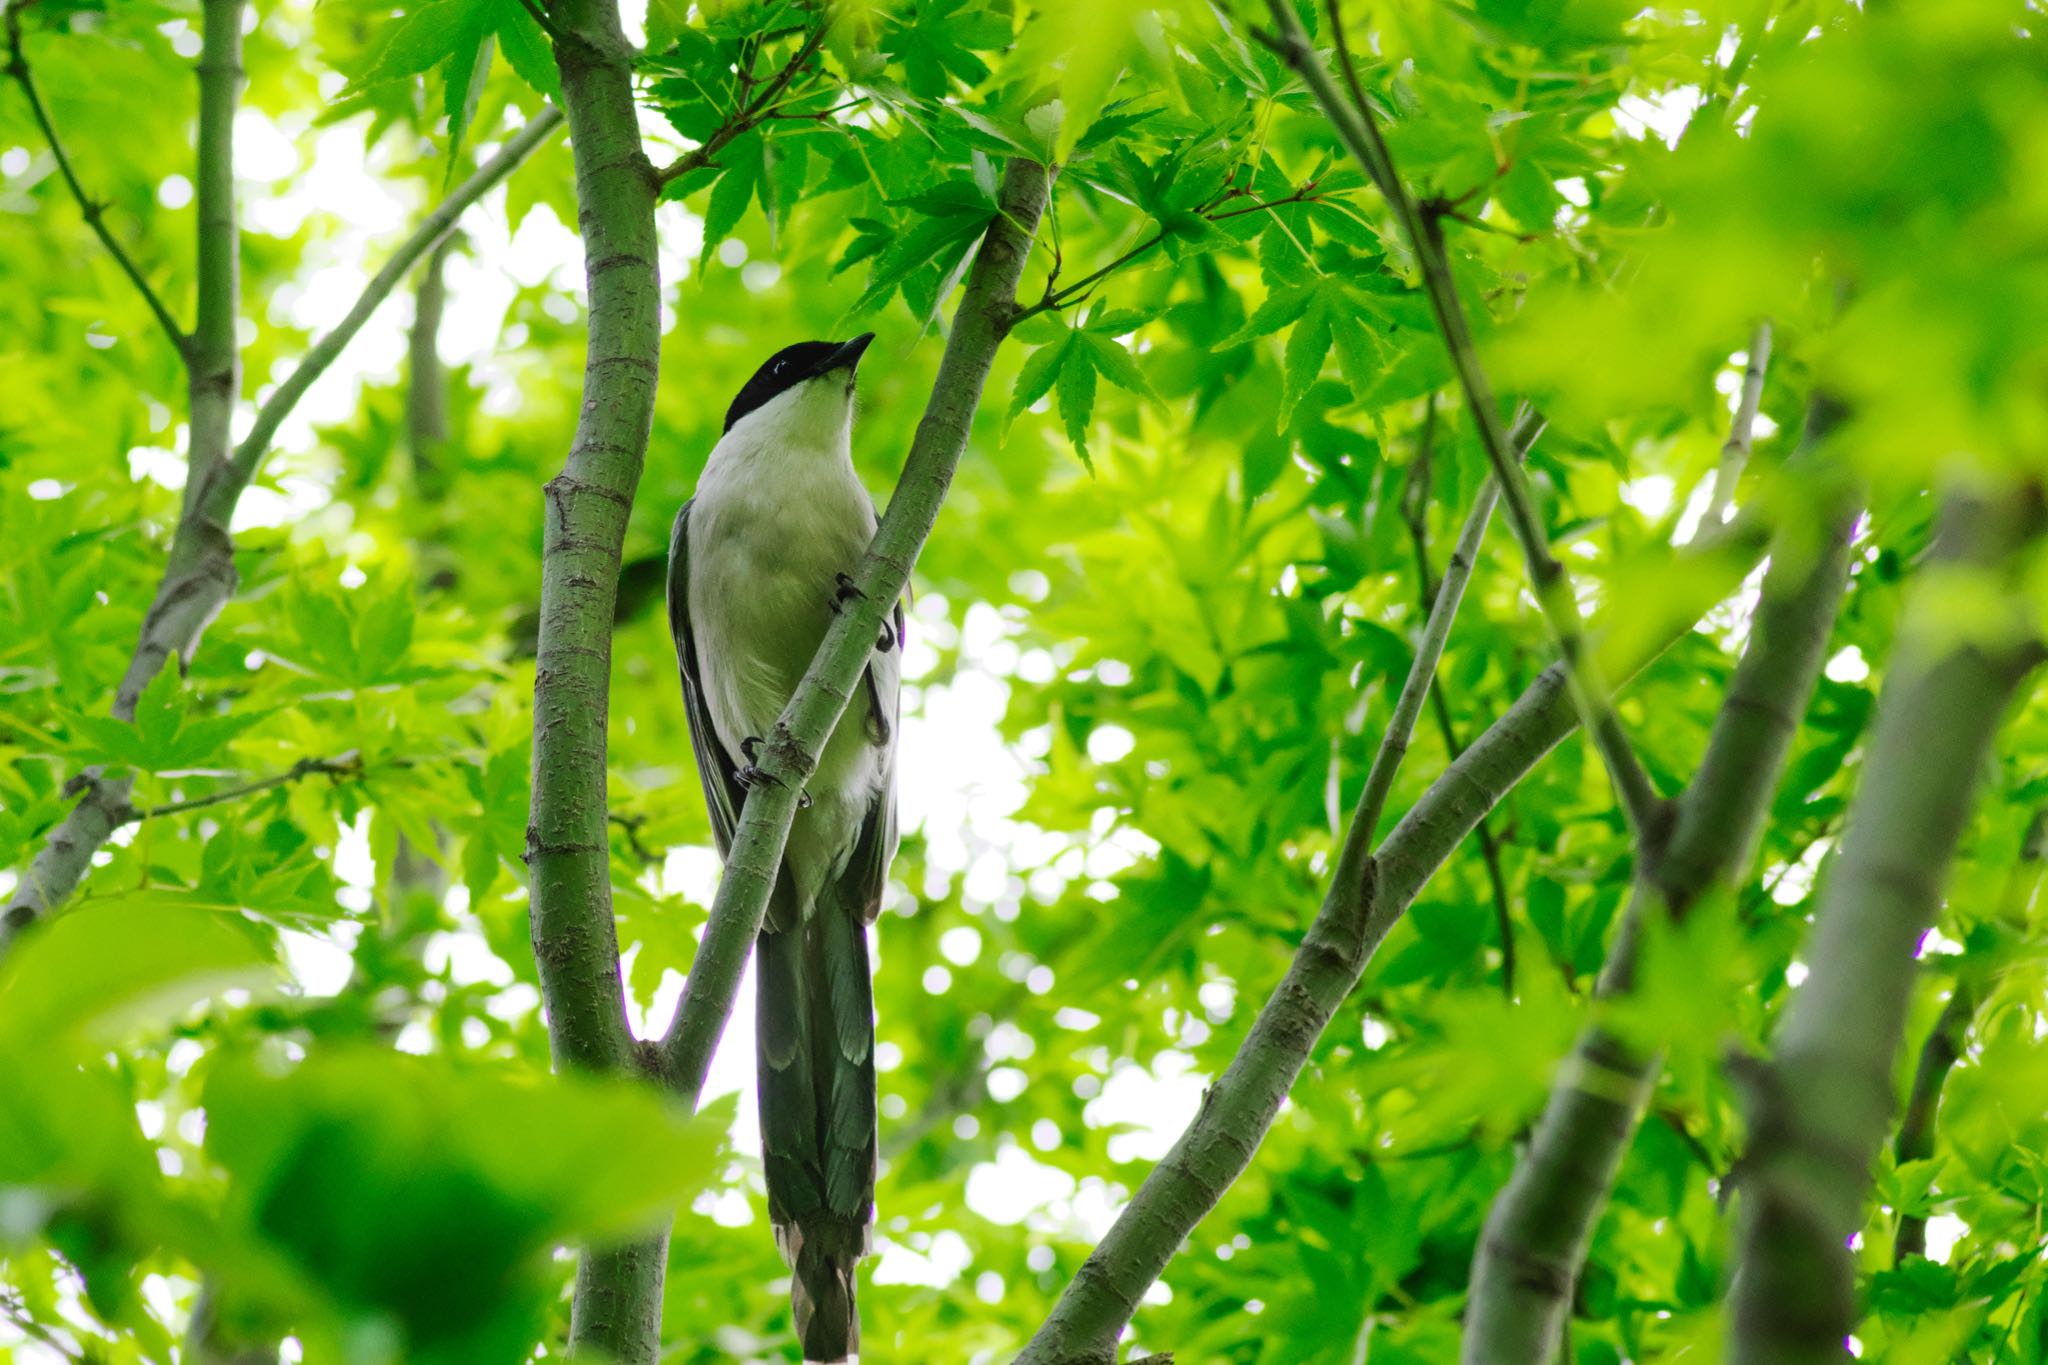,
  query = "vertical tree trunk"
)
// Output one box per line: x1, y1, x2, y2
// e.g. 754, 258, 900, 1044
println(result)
523, 3, 664, 1358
